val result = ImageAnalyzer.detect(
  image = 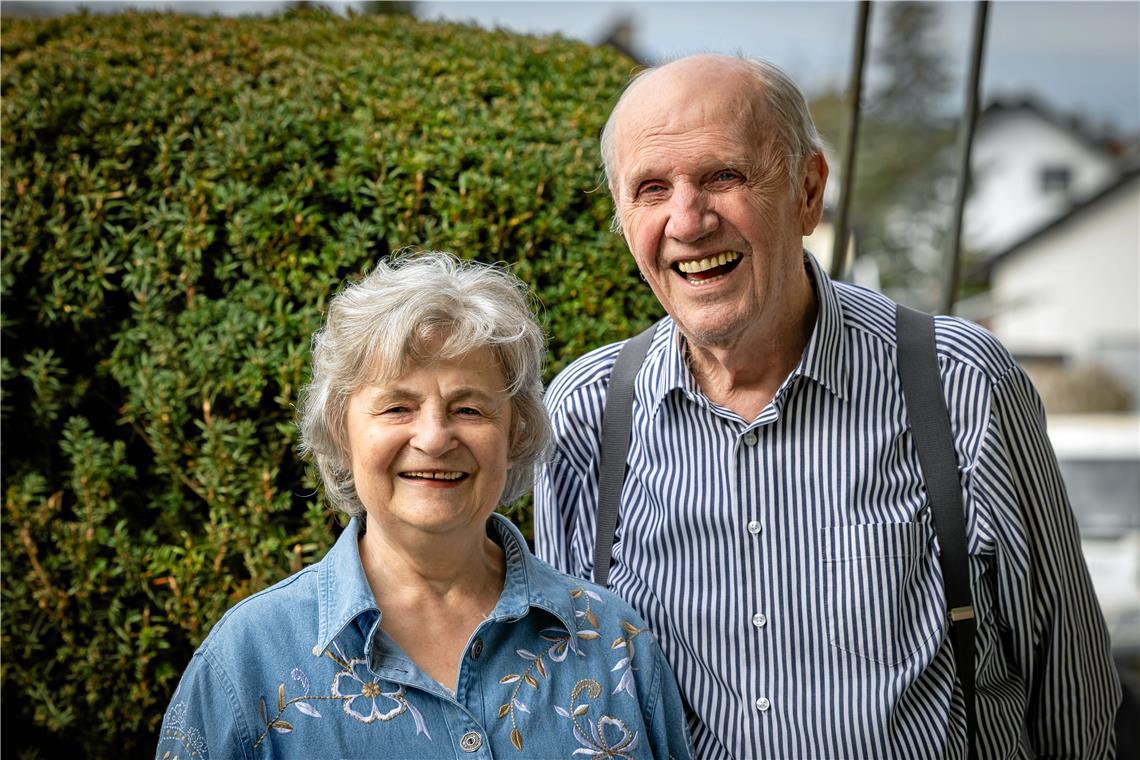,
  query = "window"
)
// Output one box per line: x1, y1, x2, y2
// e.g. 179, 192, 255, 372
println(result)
1040, 165, 1072, 194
